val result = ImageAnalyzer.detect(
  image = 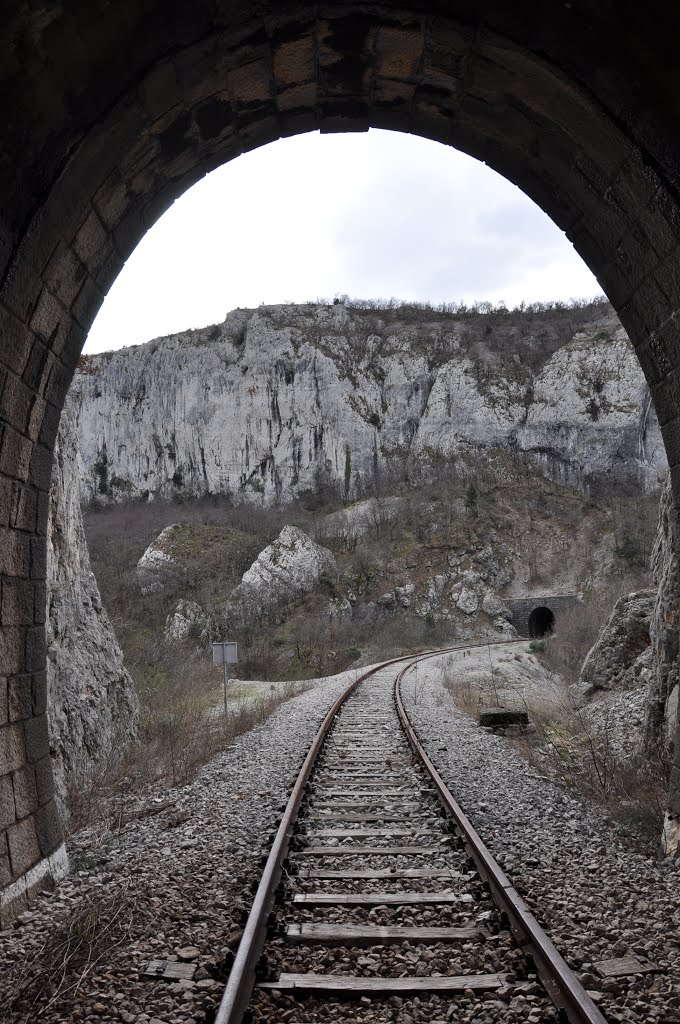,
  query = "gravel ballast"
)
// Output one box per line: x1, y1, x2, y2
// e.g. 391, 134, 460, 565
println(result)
0, 669, 363, 1023
2, 648, 679, 1023
400, 647, 680, 1024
